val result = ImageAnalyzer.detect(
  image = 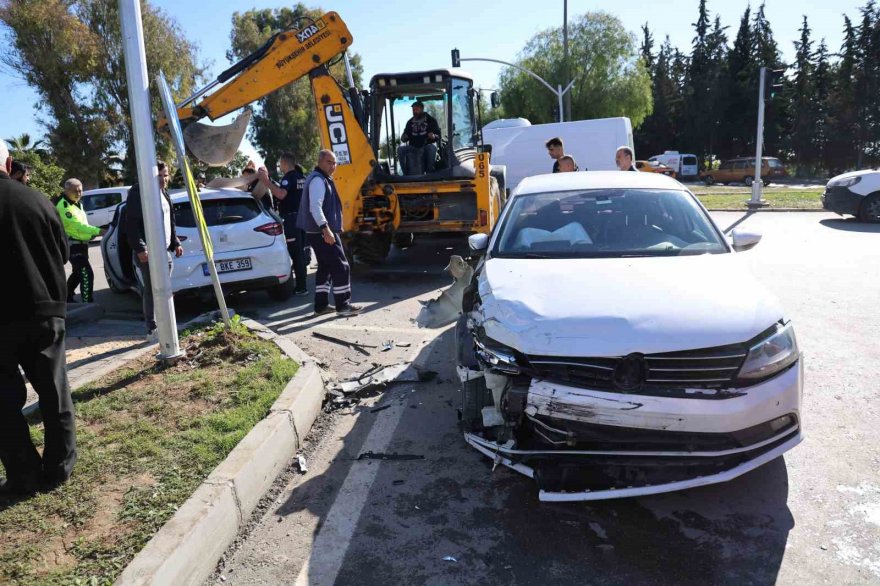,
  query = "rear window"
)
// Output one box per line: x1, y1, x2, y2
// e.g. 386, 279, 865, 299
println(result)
682, 156, 697, 165
173, 198, 262, 227
768, 158, 783, 168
